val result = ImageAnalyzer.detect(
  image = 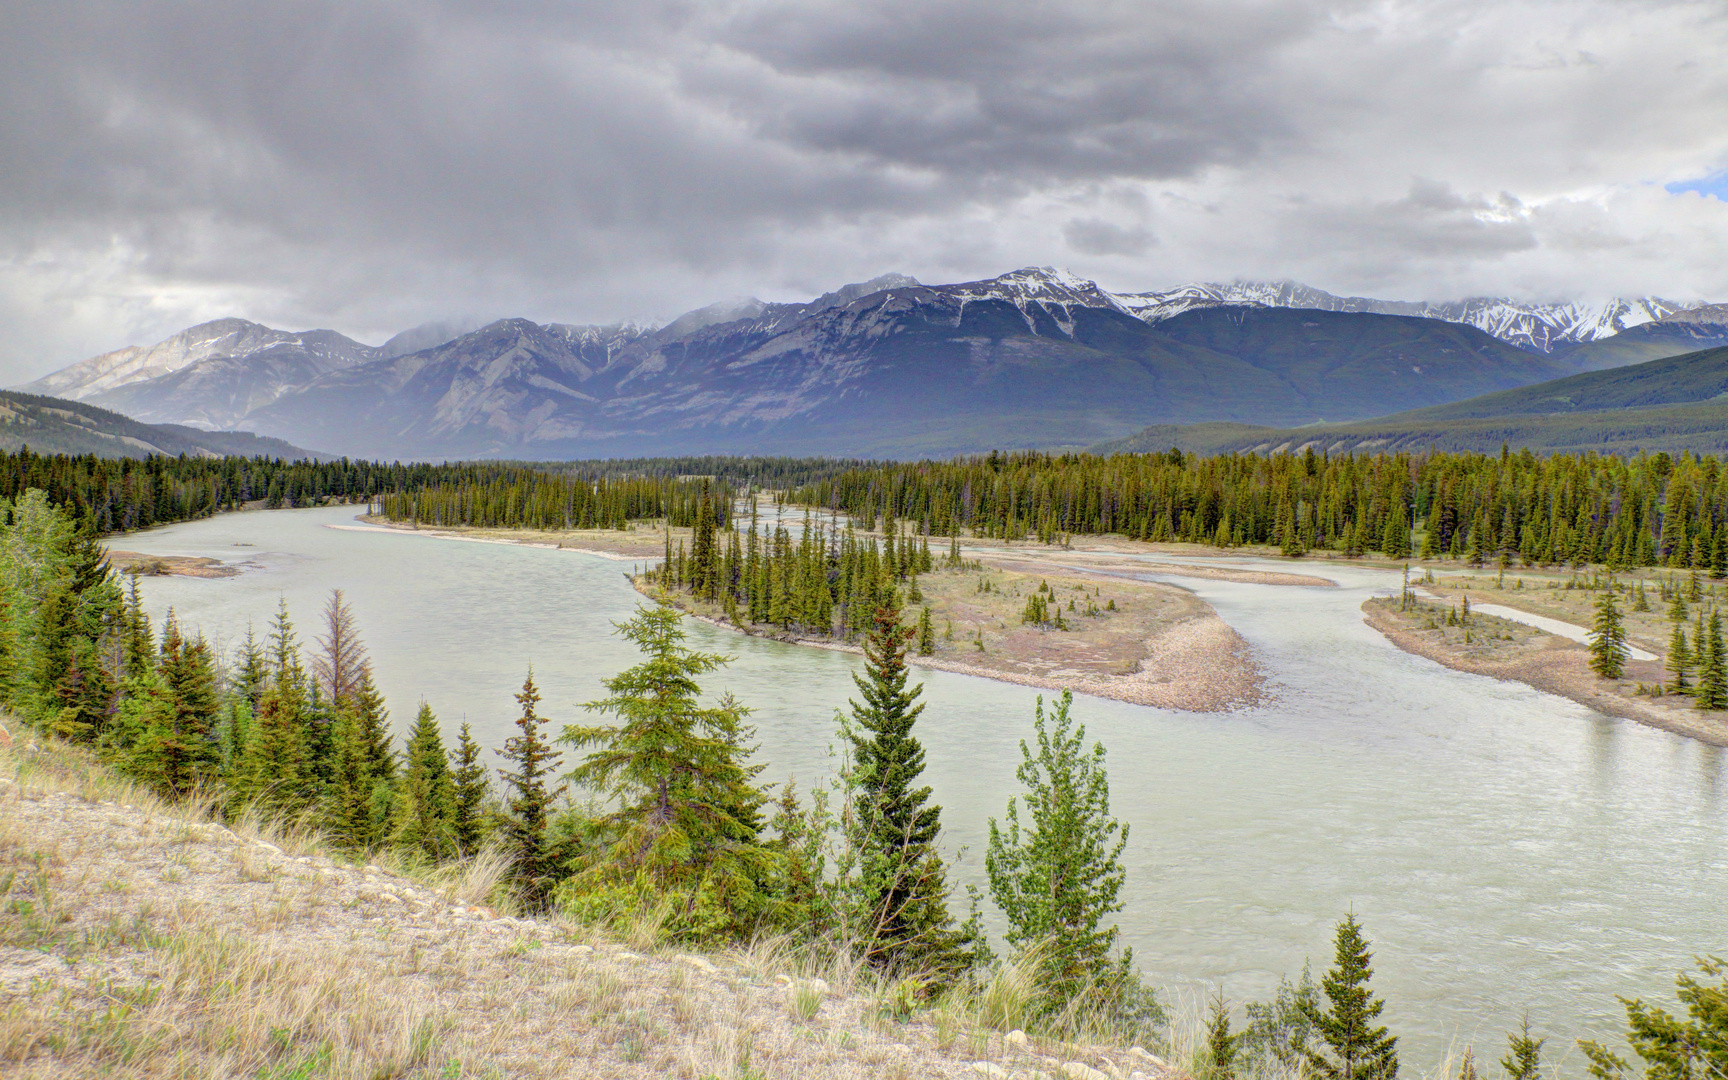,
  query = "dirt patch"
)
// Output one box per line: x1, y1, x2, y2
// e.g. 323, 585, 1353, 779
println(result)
1362, 598, 1728, 748
648, 561, 1265, 712
102, 550, 240, 579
